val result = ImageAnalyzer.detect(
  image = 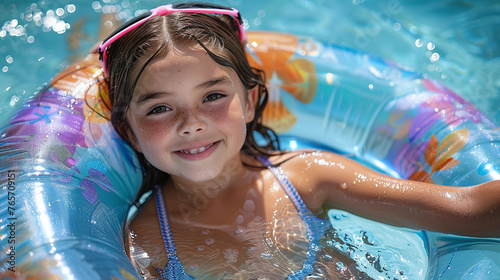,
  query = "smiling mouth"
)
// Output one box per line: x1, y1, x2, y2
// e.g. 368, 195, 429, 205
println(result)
178, 142, 217, 155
